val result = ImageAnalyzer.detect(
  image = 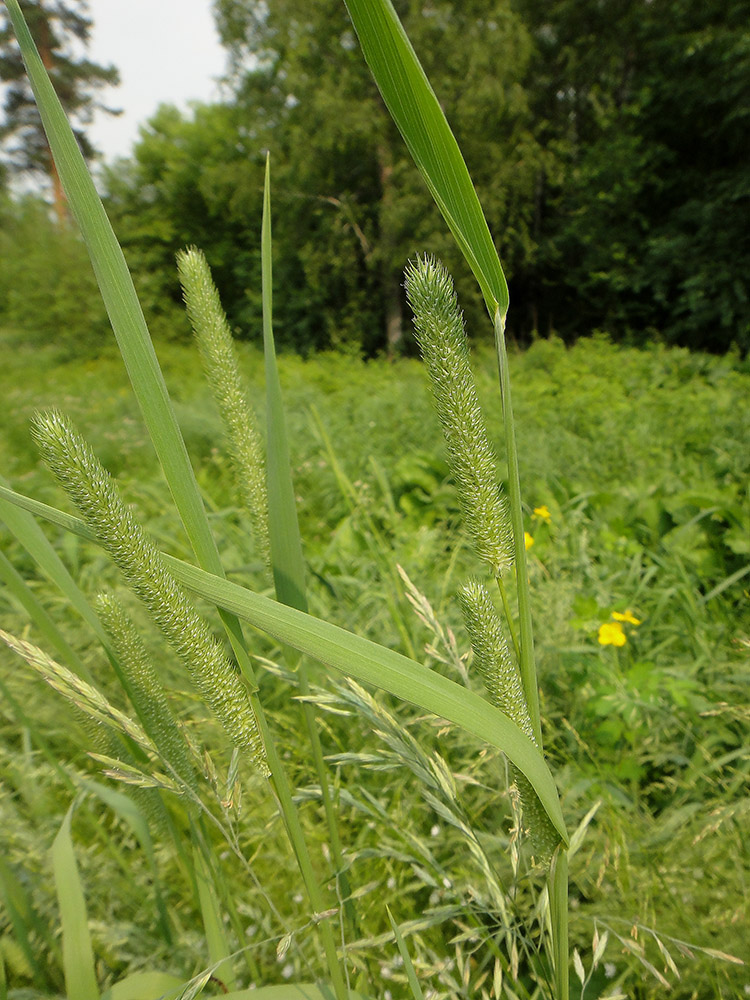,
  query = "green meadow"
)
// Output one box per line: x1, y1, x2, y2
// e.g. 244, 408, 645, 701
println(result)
1, 332, 748, 997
